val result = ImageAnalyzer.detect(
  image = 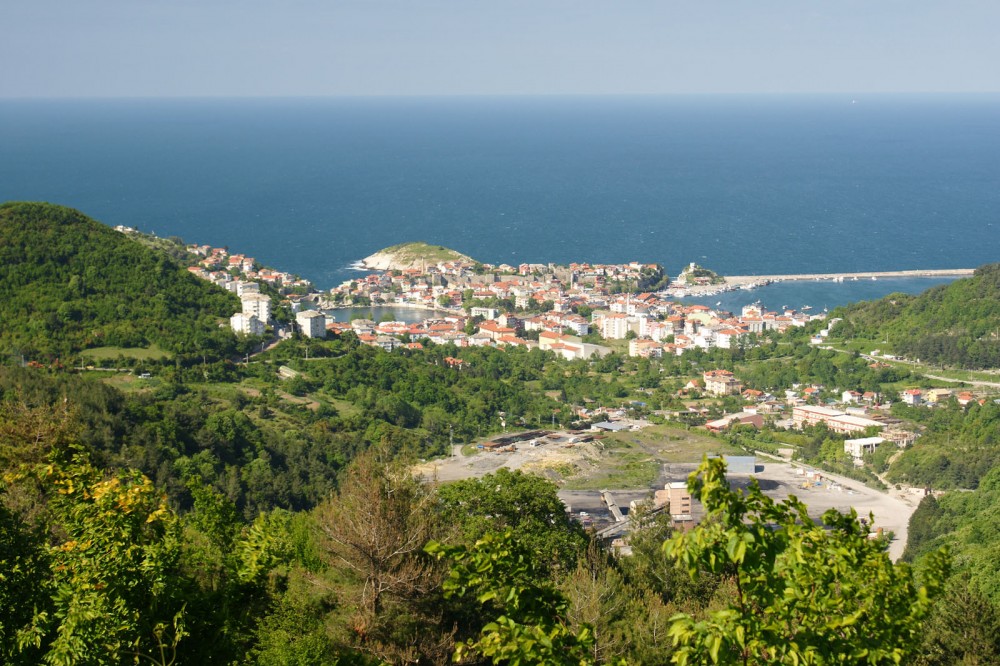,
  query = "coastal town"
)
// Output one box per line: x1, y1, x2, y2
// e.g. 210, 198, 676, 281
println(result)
172, 237, 989, 460
177, 236, 822, 357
